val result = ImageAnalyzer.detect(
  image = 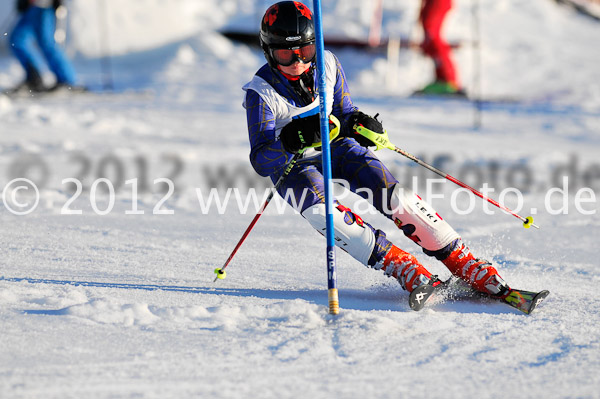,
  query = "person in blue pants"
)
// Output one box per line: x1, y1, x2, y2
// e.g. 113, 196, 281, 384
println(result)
9, 0, 77, 92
